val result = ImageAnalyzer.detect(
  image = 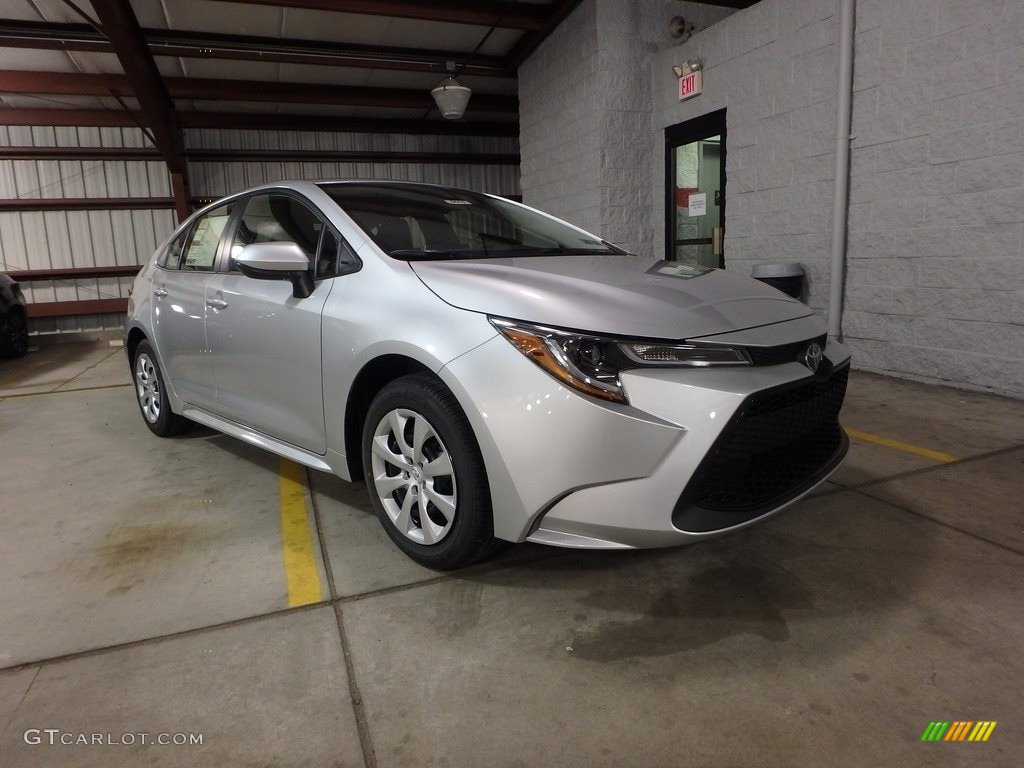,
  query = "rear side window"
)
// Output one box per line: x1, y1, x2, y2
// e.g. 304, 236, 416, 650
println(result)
230, 194, 323, 270
180, 202, 235, 271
